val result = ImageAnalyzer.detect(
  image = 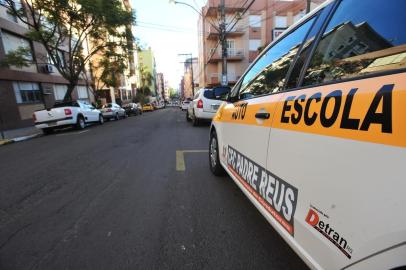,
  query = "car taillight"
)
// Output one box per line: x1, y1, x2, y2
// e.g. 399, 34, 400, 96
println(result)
197, 99, 203, 108
107, 109, 112, 112
32, 113, 36, 122
64, 108, 72, 115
